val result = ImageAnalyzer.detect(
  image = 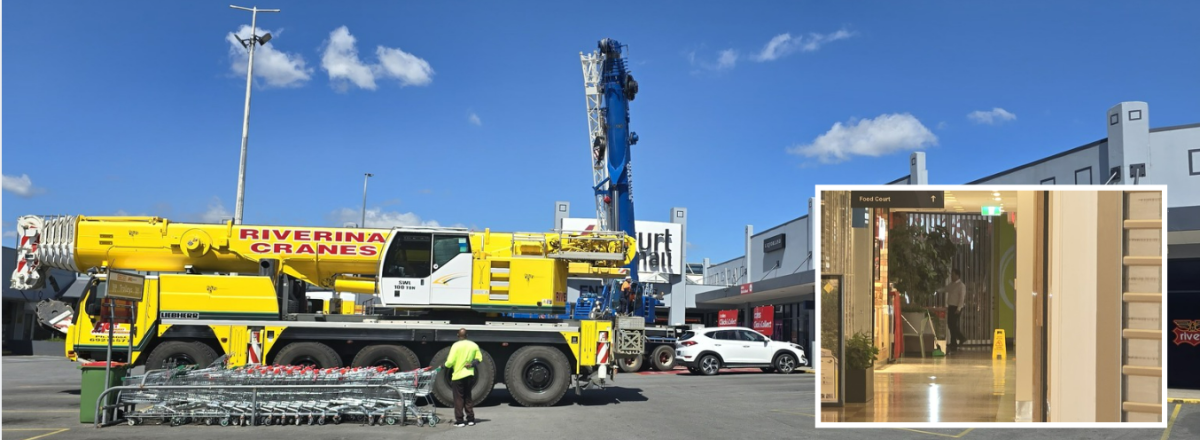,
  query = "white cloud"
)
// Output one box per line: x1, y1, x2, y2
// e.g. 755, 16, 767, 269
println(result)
201, 197, 233, 224
937, 121, 948, 130
716, 49, 738, 70
967, 108, 1017, 125
686, 47, 738, 73
468, 112, 482, 126
754, 28, 855, 62
321, 26, 434, 91
329, 207, 442, 228
3, 231, 16, 238
375, 46, 434, 86
2, 174, 45, 197
226, 25, 313, 88
321, 26, 377, 90
789, 113, 938, 164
